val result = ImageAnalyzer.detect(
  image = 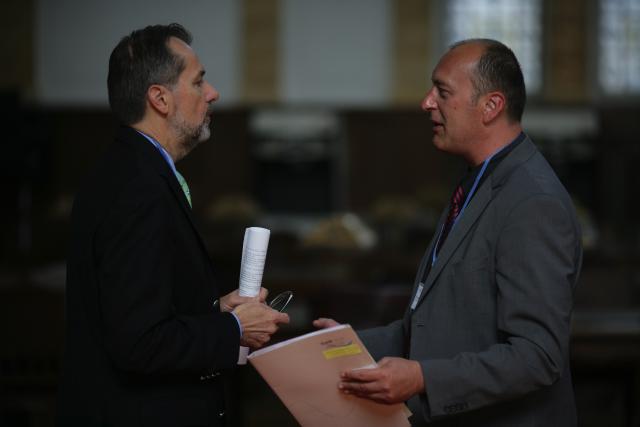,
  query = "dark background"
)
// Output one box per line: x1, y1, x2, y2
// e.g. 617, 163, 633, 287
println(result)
1, 0, 639, 426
